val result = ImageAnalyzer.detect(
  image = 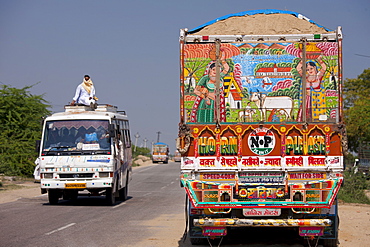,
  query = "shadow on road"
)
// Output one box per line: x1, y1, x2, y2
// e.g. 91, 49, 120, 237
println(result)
42, 195, 133, 207
177, 228, 308, 247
